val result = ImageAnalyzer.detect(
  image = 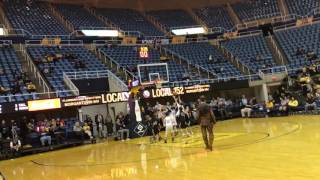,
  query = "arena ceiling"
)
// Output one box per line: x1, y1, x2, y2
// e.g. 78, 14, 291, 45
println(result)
43, 0, 244, 10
